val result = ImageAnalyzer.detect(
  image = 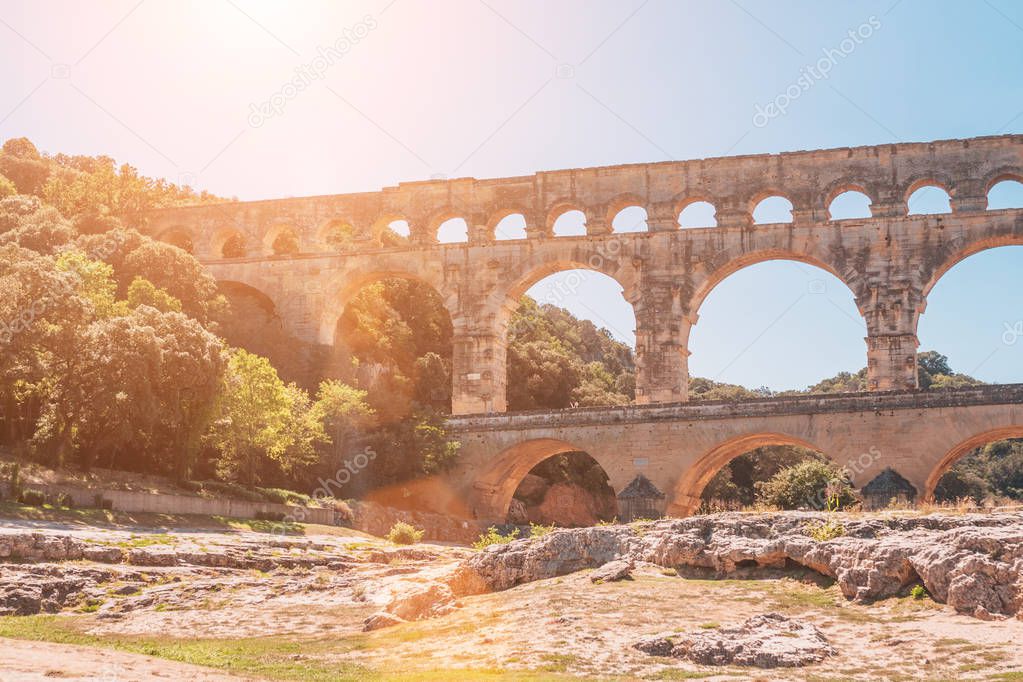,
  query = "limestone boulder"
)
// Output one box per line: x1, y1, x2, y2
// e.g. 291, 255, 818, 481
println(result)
634, 613, 835, 668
